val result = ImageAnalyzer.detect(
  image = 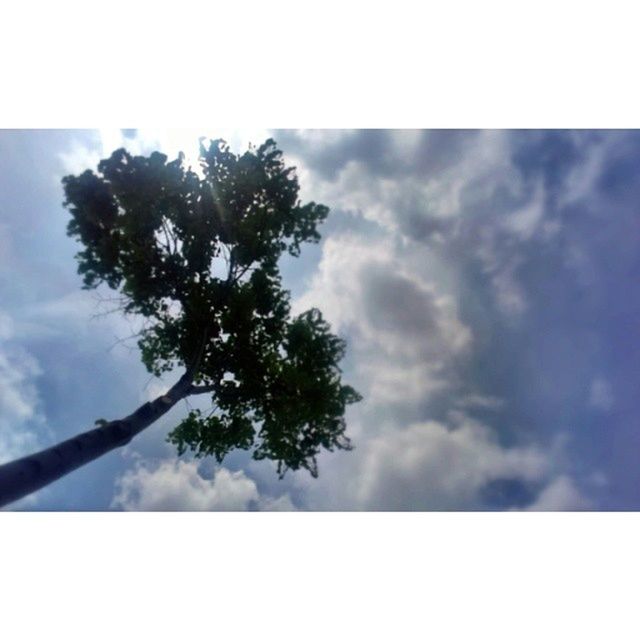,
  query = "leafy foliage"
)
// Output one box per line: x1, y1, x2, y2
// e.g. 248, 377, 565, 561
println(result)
63, 138, 361, 476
